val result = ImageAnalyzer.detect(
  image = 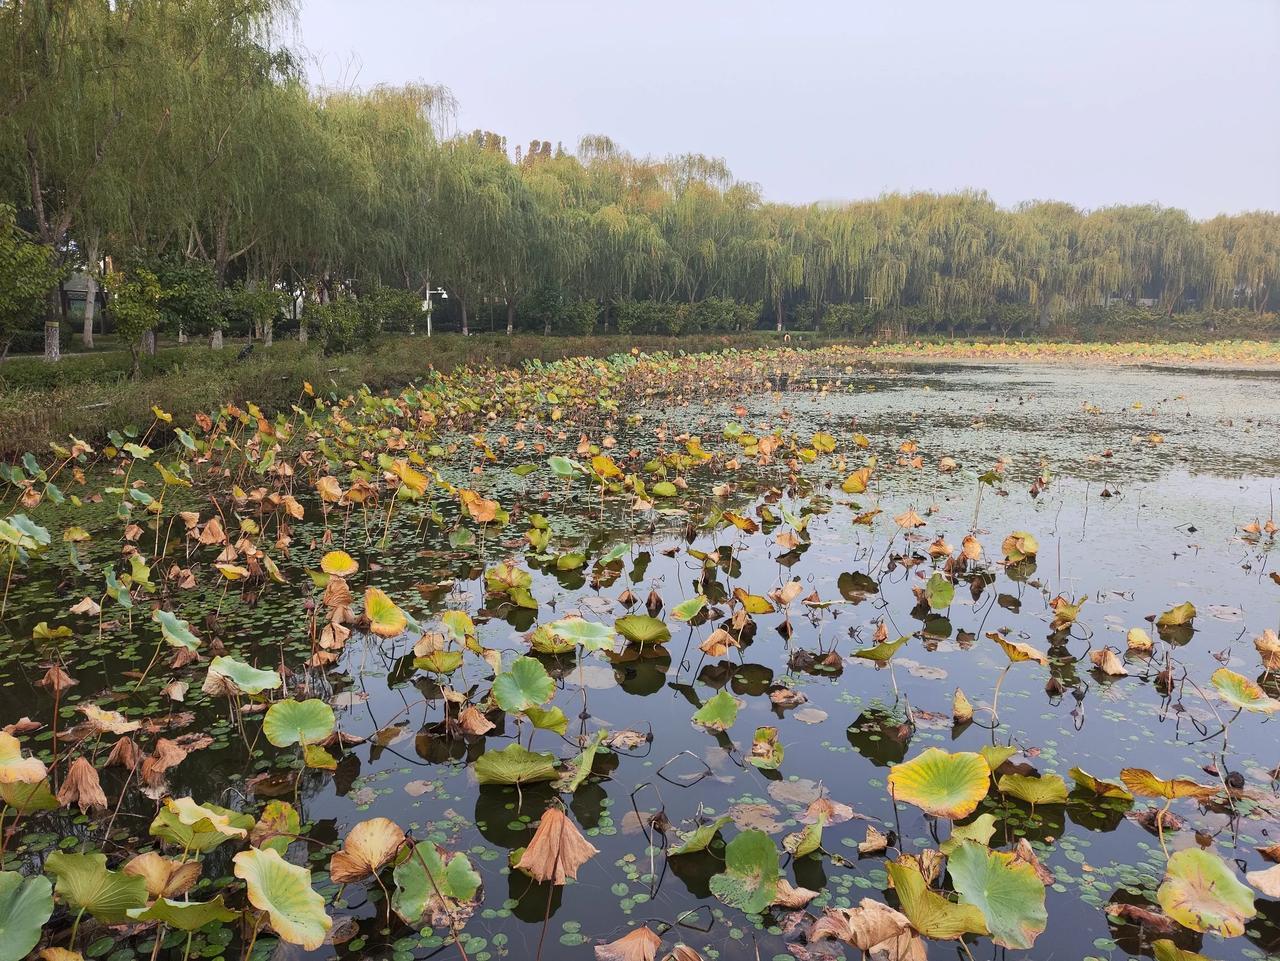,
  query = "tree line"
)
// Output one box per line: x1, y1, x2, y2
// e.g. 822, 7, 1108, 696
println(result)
2, 0, 1278, 367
